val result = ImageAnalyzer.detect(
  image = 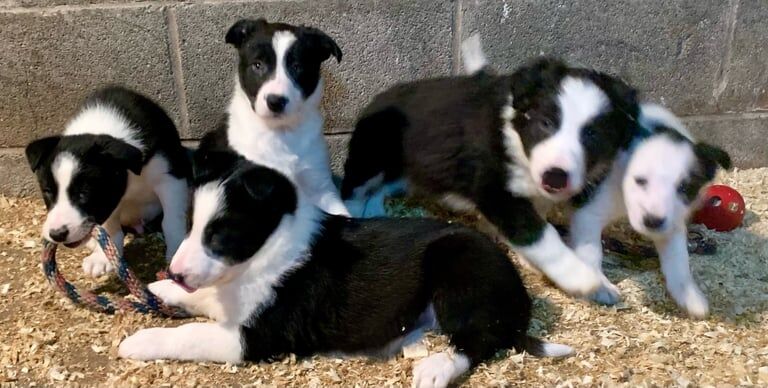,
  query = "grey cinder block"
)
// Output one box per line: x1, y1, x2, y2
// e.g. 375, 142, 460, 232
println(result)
0, 7, 180, 147
715, 0, 768, 113
461, 0, 732, 116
